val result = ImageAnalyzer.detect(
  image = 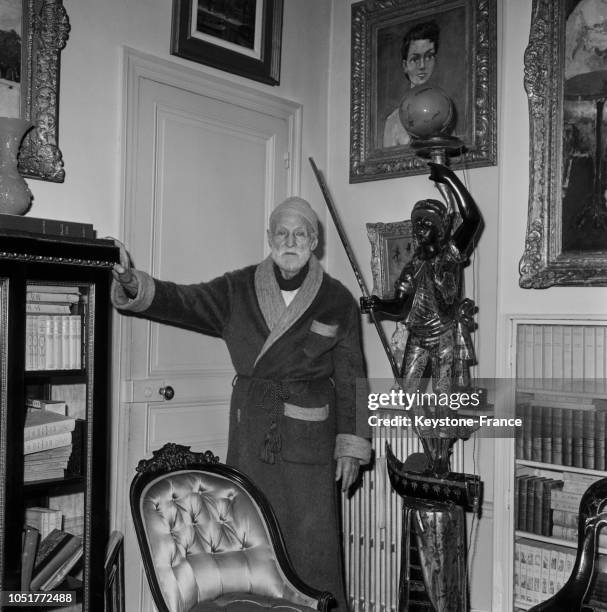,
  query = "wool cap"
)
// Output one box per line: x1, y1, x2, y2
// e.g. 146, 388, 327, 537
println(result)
411, 198, 448, 229
269, 196, 319, 235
